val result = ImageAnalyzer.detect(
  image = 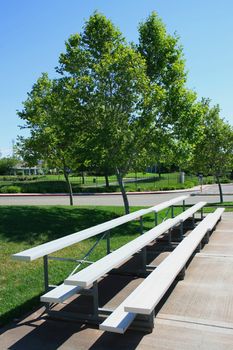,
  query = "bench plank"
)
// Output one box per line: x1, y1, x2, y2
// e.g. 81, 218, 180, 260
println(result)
124, 210, 224, 315
12, 195, 189, 262
40, 284, 82, 303
100, 304, 136, 334
141, 195, 189, 215
65, 202, 205, 288
171, 201, 206, 226
64, 219, 173, 287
